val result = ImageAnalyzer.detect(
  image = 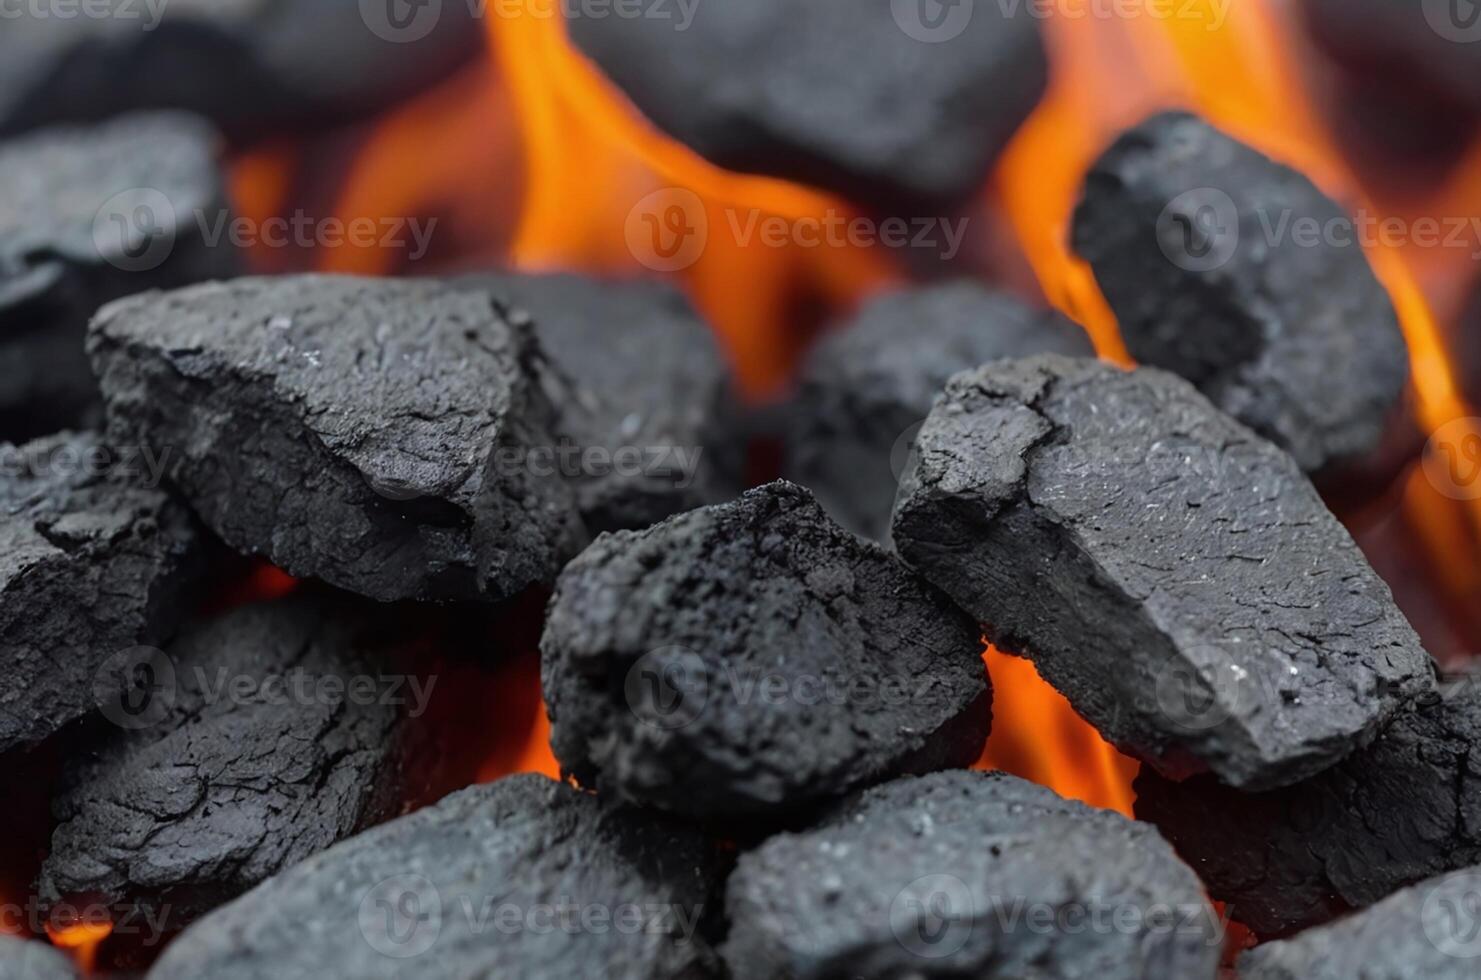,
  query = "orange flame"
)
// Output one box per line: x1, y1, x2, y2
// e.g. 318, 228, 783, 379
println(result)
46, 920, 112, 974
